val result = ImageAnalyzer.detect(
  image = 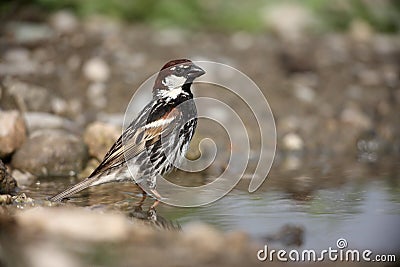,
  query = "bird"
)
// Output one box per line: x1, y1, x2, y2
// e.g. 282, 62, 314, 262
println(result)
49, 59, 205, 202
